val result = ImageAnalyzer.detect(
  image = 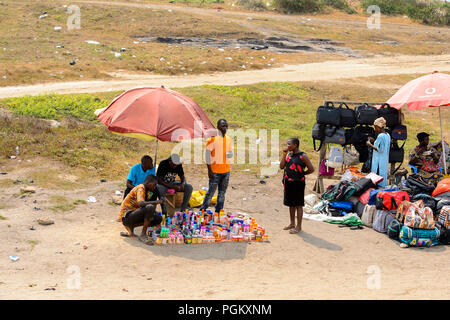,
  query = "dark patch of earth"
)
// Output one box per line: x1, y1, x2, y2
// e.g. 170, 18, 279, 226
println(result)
135, 36, 362, 58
